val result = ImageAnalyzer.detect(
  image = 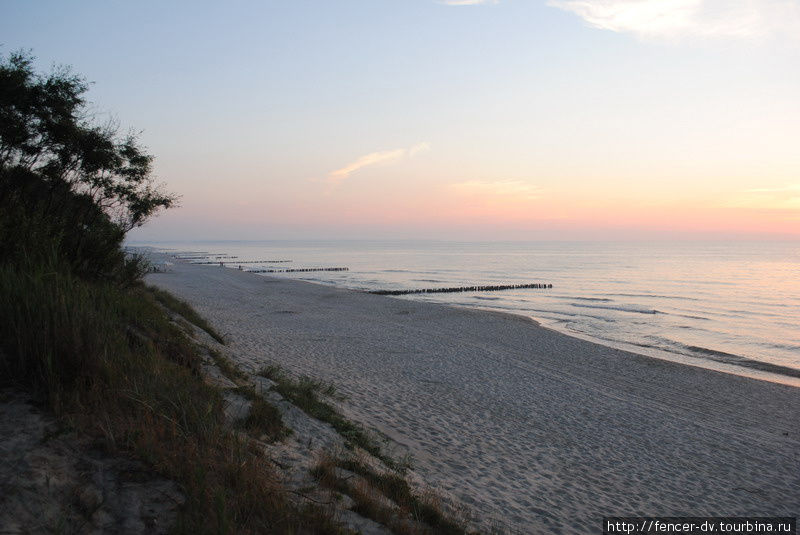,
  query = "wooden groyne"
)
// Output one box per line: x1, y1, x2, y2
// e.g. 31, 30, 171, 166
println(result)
192, 260, 292, 265
248, 267, 349, 273
176, 255, 239, 260
370, 283, 552, 296
229, 260, 292, 263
